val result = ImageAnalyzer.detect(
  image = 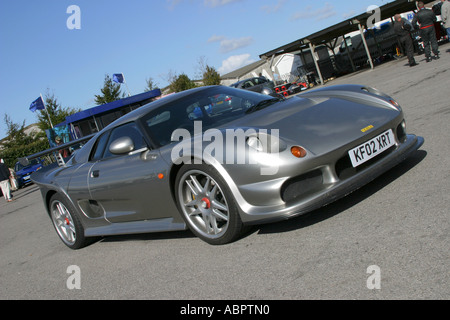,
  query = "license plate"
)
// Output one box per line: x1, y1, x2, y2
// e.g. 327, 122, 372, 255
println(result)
348, 129, 395, 167
23, 175, 30, 181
